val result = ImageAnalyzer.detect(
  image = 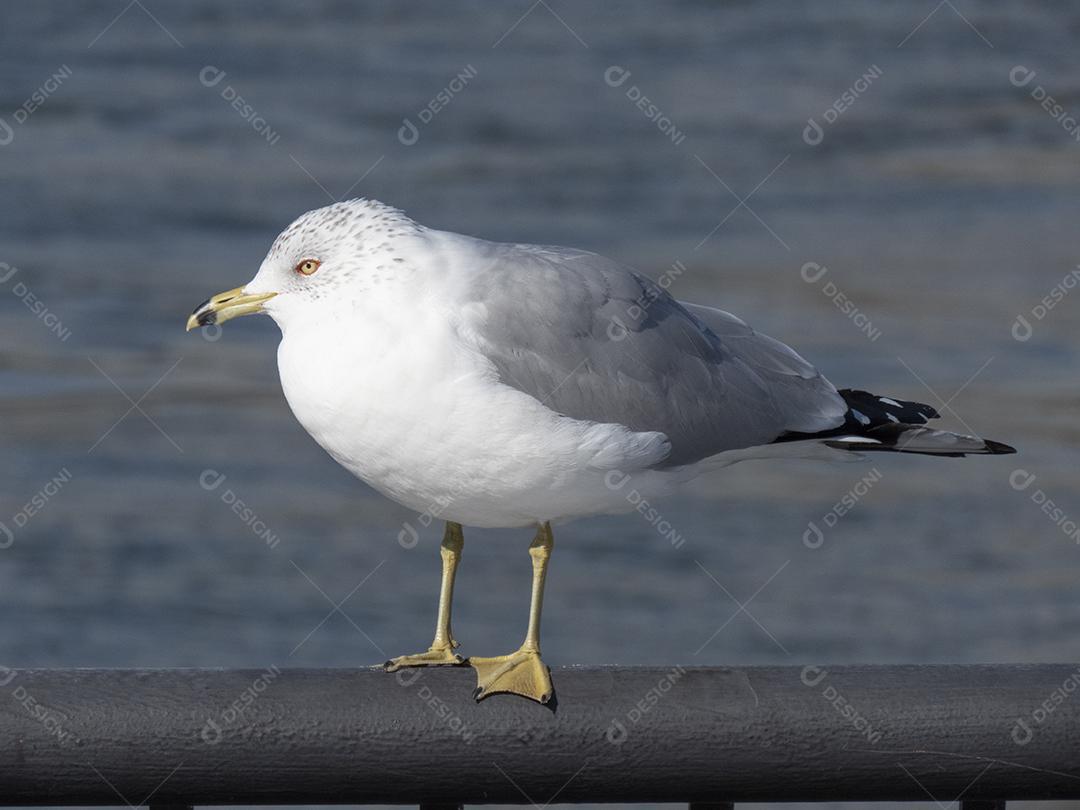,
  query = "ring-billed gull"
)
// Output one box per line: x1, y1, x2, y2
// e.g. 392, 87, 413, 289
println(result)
187, 199, 1014, 704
